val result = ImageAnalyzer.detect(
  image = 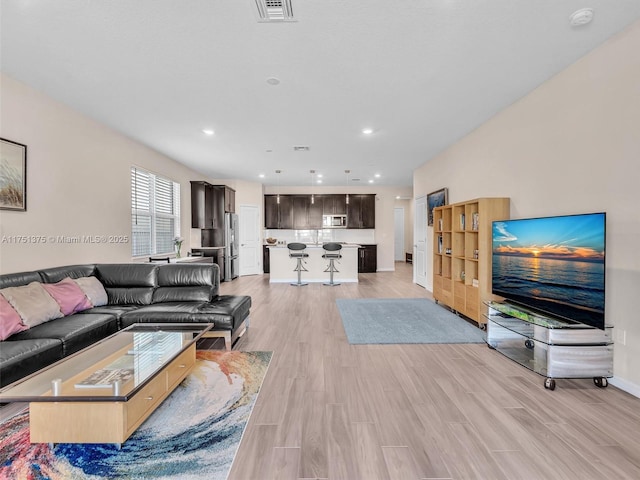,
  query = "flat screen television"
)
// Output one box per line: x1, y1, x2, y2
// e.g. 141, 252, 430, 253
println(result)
491, 212, 606, 329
